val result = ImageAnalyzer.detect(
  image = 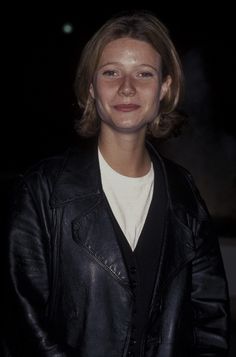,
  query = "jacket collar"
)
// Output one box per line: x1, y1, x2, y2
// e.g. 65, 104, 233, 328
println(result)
50, 138, 198, 218
50, 138, 102, 207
